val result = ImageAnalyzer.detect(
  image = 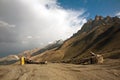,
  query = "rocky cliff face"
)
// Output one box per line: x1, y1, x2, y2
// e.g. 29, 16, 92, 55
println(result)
30, 16, 120, 62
